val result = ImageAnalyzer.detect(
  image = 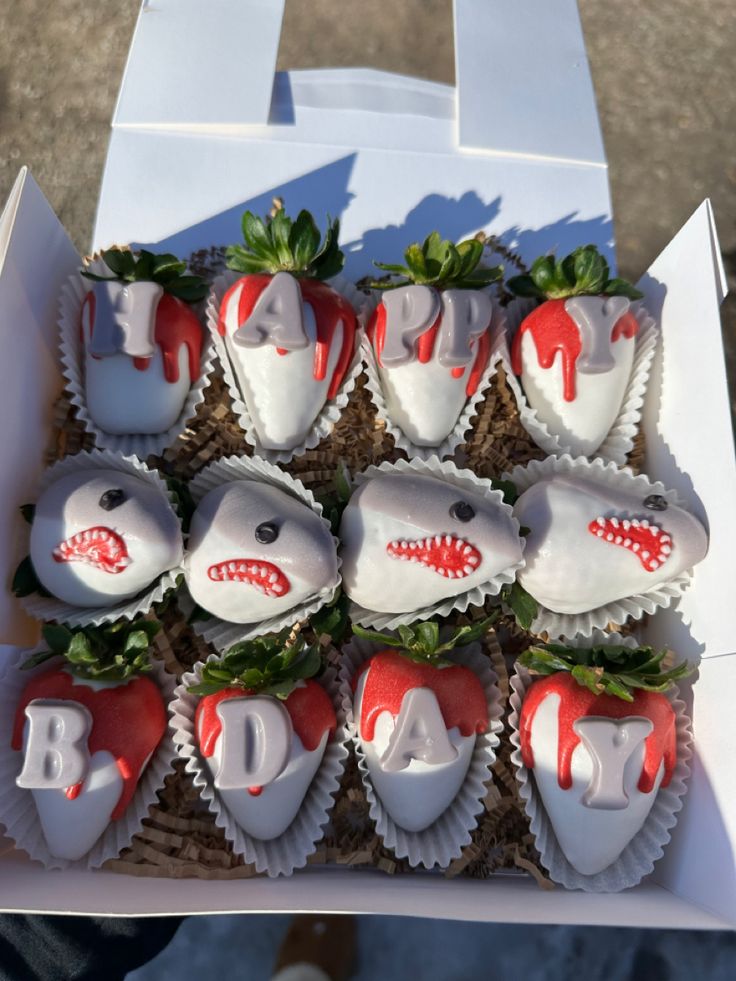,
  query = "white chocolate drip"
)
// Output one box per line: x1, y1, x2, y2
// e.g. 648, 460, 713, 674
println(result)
16, 699, 92, 789
89, 280, 163, 359
437, 289, 493, 367
379, 687, 457, 773
380, 285, 440, 366
213, 695, 293, 790
573, 716, 653, 810
233, 271, 309, 351
564, 295, 630, 374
